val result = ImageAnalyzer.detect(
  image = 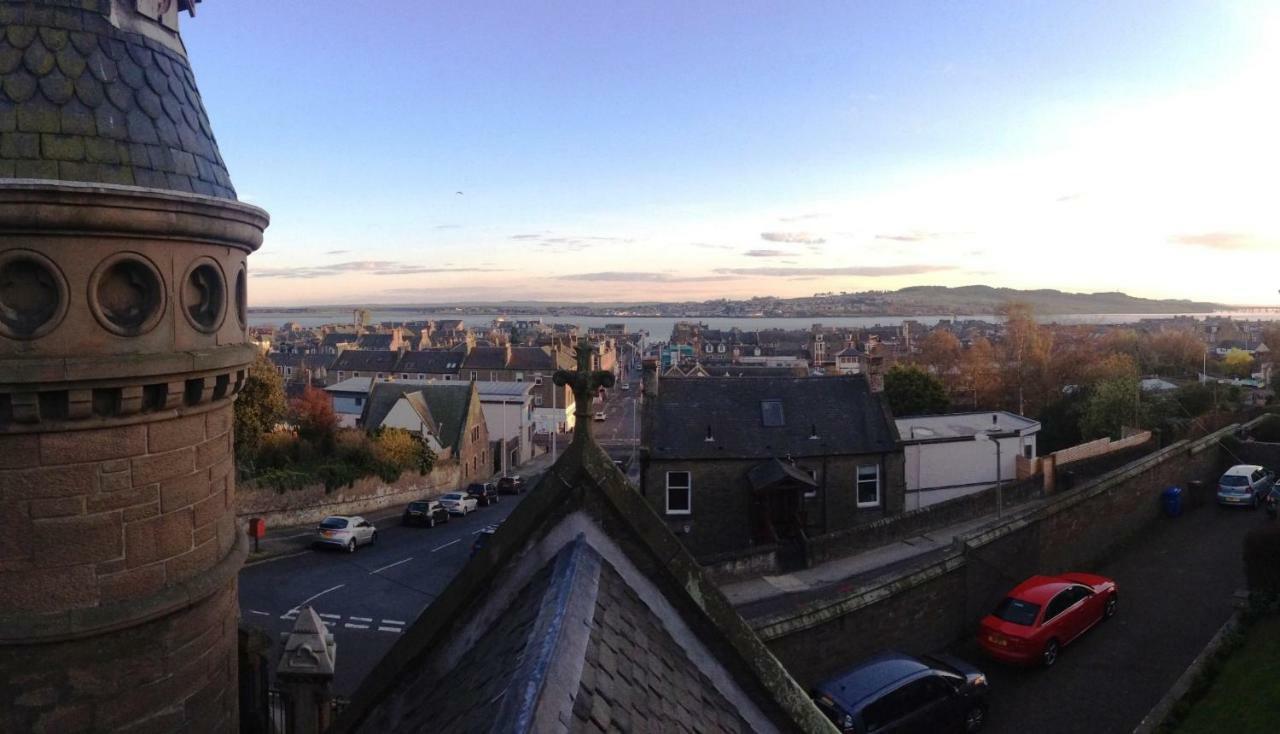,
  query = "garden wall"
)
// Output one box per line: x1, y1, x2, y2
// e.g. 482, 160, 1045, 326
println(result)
235, 460, 461, 529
